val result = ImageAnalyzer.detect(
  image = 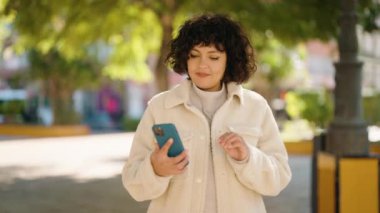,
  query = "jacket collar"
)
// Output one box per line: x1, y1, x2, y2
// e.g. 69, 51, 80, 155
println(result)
164, 80, 244, 109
